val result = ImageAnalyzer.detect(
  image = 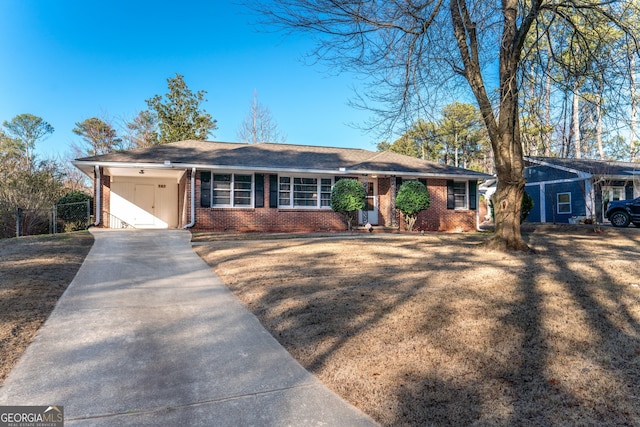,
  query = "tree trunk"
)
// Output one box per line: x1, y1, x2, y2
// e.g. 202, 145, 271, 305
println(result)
596, 93, 604, 159
485, 1, 530, 252
544, 46, 552, 156
631, 54, 638, 161
454, 134, 459, 167
488, 119, 530, 252
572, 82, 581, 159
450, 0, 531, 251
